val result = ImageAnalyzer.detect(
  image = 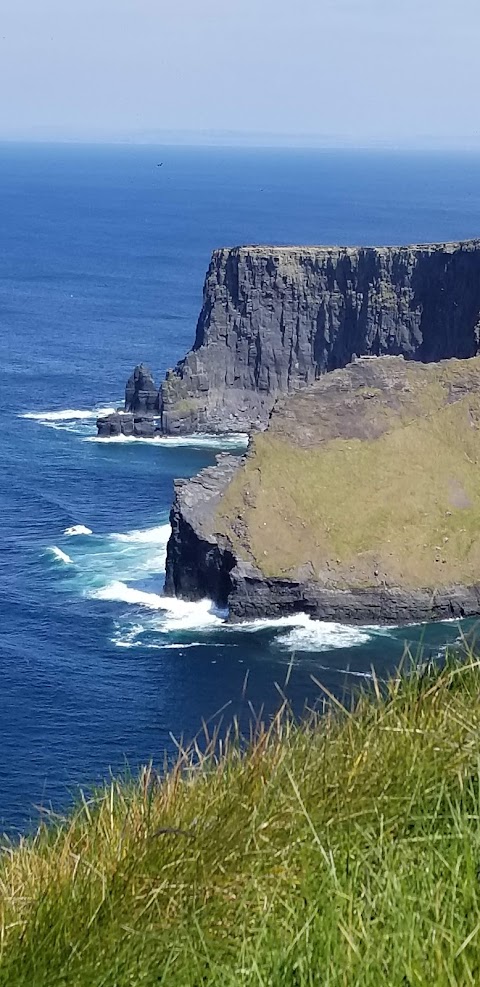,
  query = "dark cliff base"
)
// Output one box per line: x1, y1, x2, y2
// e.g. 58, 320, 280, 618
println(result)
166, 356, 480, 625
